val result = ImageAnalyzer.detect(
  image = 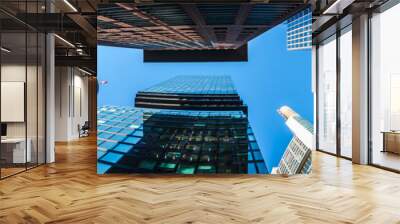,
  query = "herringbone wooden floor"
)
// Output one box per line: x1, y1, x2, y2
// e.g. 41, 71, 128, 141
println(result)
1, 136, 400, 224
